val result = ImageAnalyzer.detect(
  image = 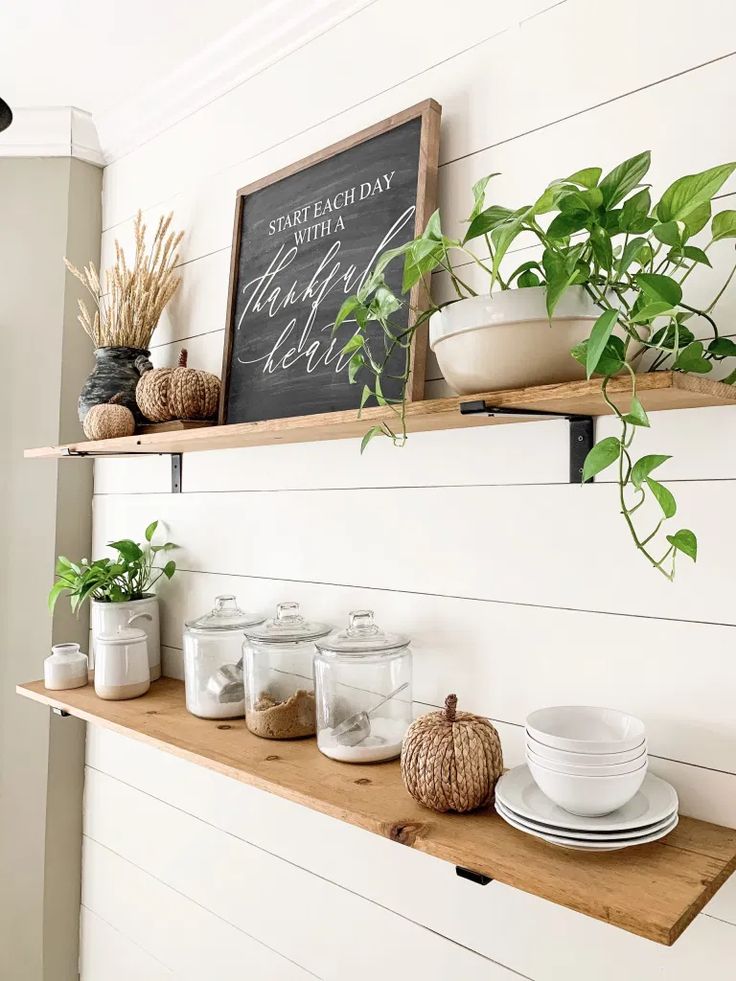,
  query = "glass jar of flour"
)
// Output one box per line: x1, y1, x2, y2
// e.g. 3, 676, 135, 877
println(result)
183, 595, 263, 719
243, 602, 331, 739
314, 610, 413, 763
